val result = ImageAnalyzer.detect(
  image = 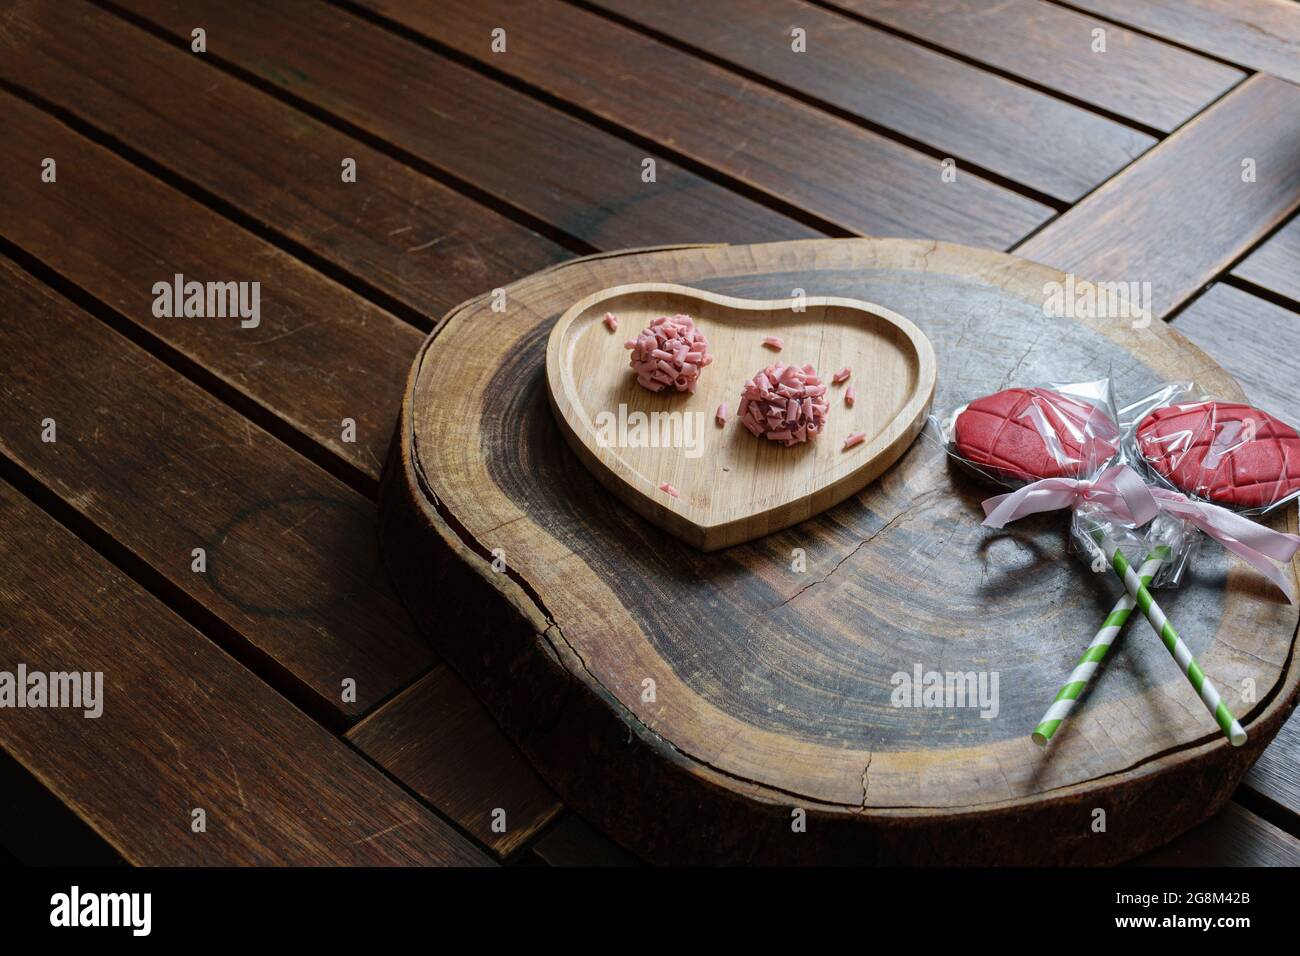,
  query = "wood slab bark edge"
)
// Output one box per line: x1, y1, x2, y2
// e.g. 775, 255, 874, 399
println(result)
379, 239, 1300, 864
